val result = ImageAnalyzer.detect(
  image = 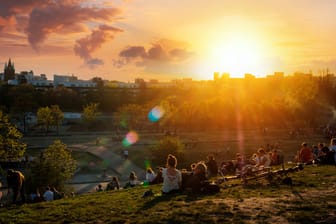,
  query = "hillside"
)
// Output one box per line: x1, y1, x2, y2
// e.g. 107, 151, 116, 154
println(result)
0, 165, 335, 224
